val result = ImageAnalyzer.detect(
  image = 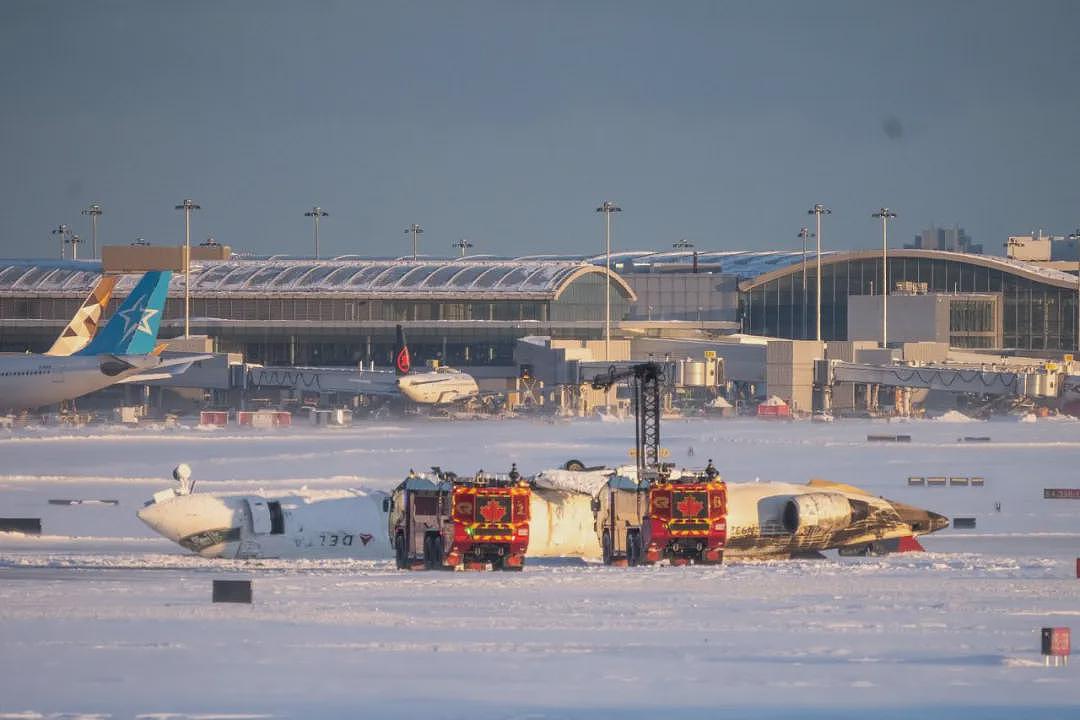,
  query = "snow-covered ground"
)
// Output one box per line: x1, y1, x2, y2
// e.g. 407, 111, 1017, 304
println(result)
1, 416, 1078, 718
